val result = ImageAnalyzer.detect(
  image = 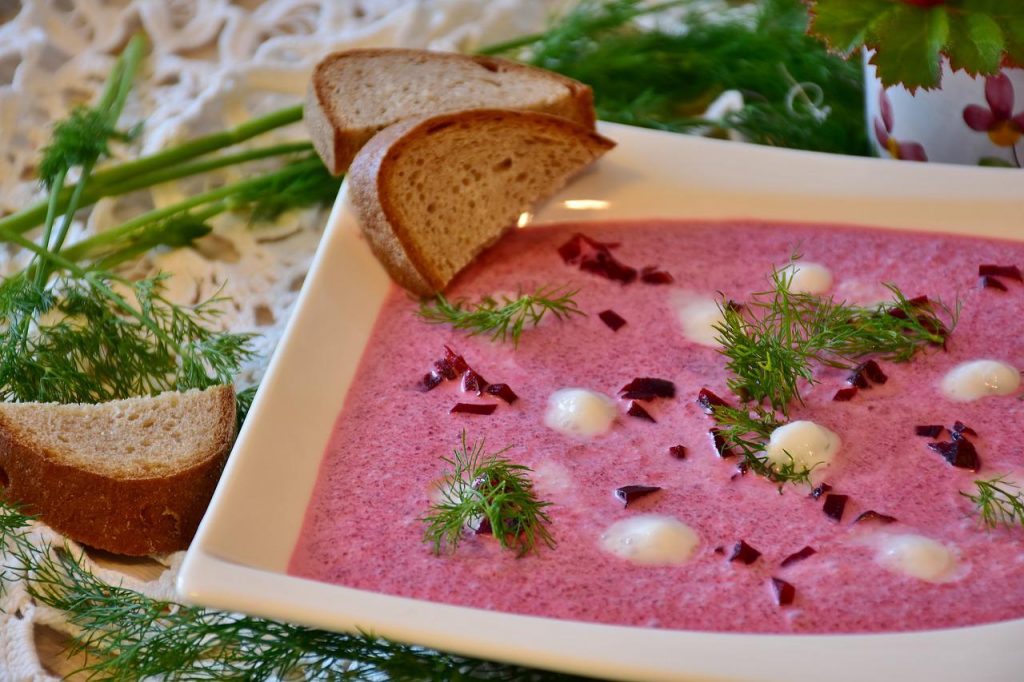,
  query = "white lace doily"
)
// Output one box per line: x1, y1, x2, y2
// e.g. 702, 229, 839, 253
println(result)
0, 1, 570, 678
